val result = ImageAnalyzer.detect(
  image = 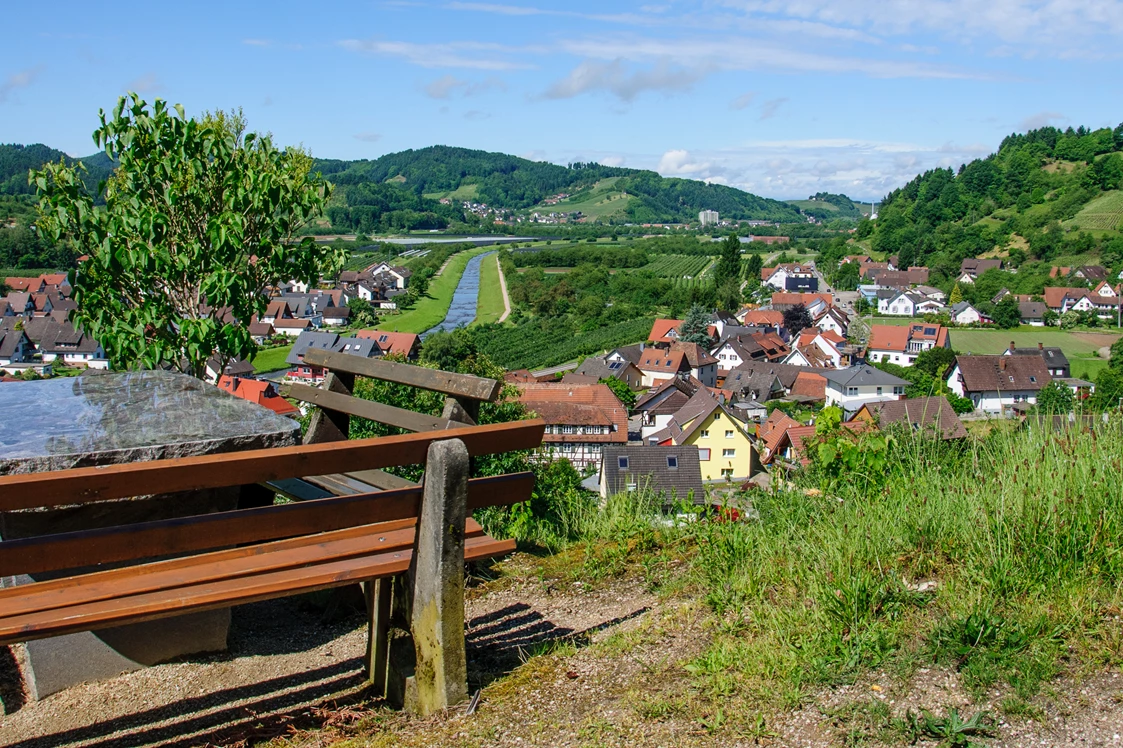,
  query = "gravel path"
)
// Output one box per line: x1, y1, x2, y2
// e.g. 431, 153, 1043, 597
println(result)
496, 255, 512, 324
